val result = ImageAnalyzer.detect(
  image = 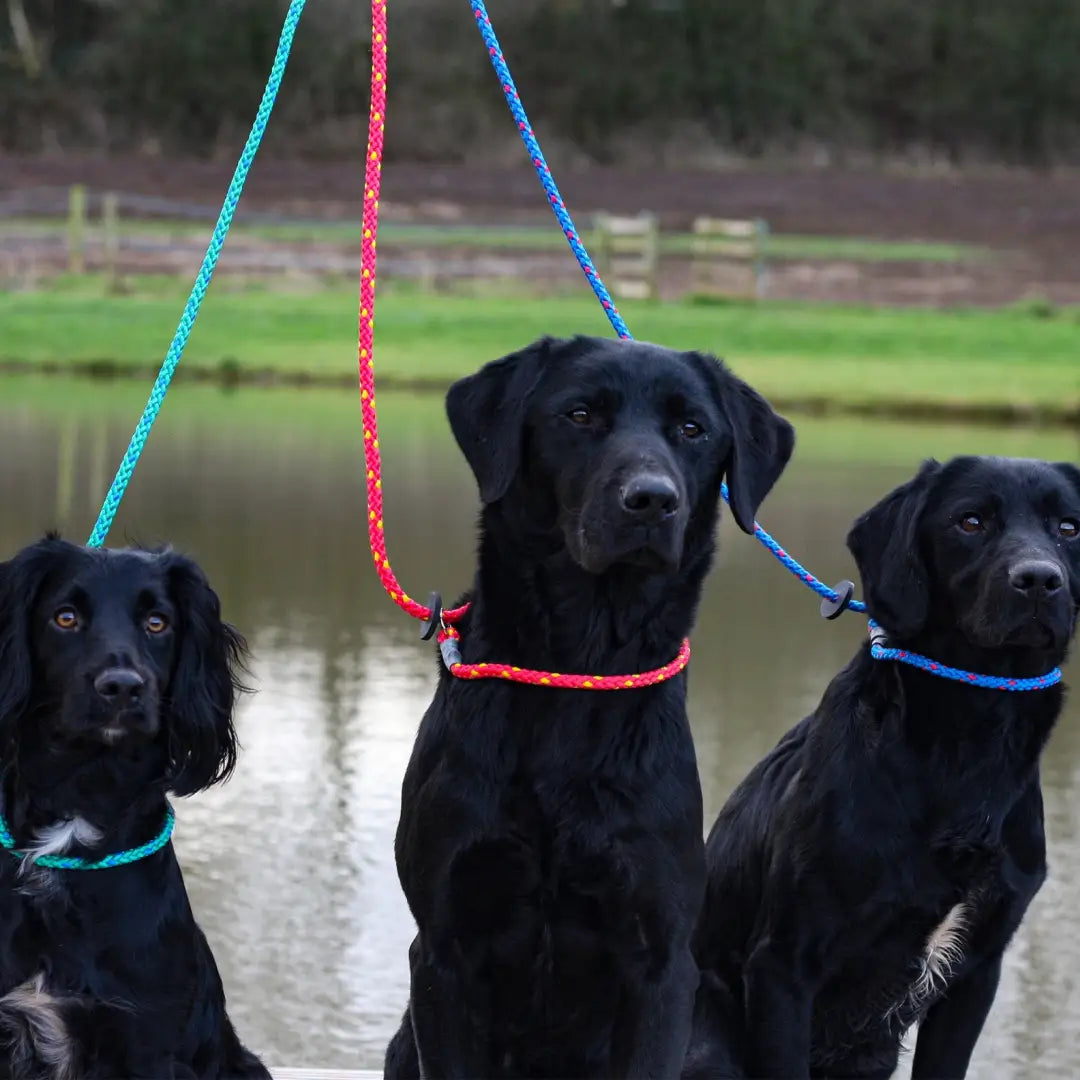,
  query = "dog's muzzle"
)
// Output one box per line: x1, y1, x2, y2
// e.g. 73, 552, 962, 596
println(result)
571, 467, 690, 573
973, 556, 1074, 649
86, 666, 159, 742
